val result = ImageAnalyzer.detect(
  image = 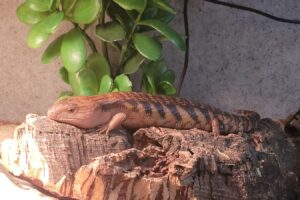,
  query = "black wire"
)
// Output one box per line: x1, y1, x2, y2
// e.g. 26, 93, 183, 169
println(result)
205, 0, 300, 24
177, 0, 190, 96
